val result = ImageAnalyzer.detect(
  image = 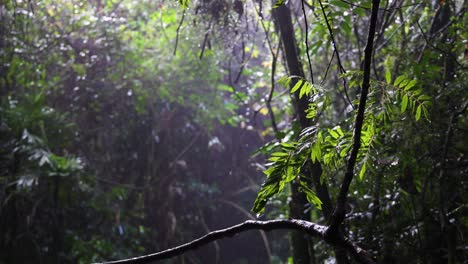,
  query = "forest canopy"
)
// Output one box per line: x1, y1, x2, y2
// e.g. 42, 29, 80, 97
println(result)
0, 0, 467, 263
